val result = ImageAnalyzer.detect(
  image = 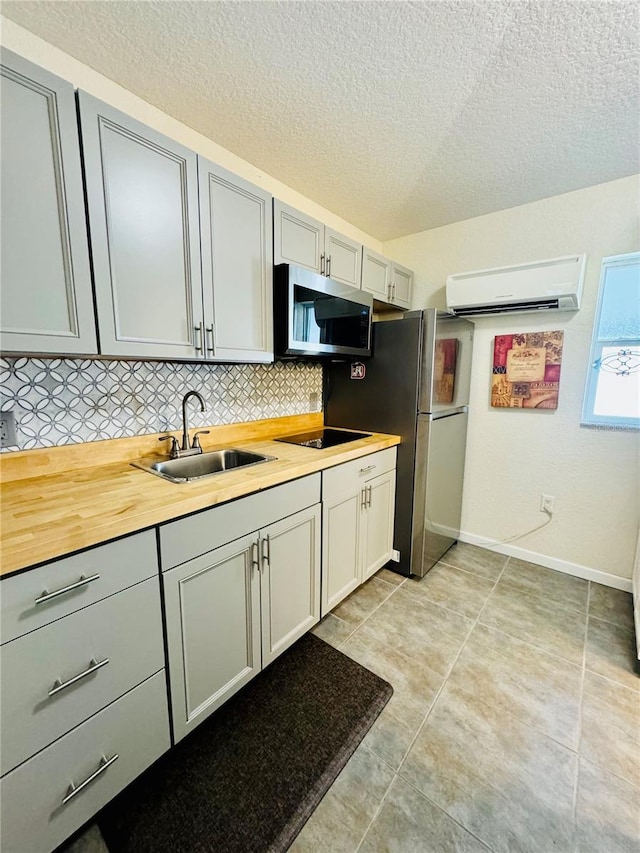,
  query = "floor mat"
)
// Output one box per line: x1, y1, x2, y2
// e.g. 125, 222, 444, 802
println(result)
98, 633, 393, 853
